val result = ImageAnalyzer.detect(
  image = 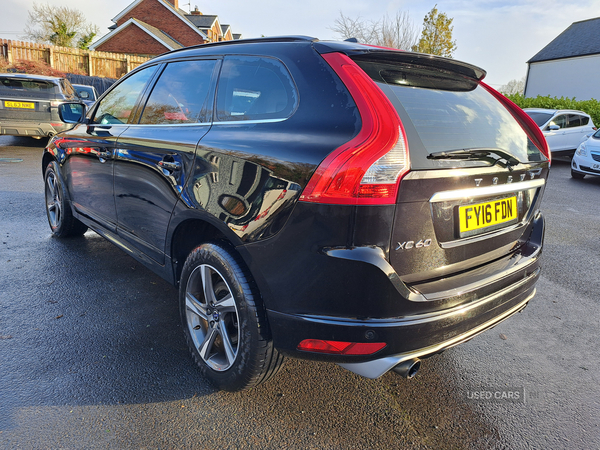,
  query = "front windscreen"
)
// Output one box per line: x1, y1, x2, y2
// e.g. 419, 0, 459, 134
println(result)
524, 111, 553, 127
